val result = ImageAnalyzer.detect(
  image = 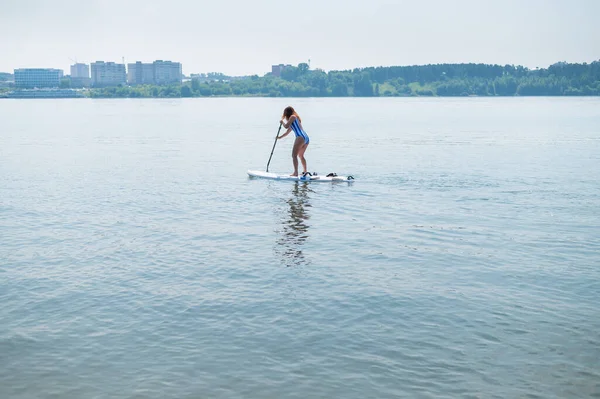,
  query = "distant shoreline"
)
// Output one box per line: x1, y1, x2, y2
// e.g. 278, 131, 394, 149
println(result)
2, 61, 599, 98
2, 92, 600, 99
